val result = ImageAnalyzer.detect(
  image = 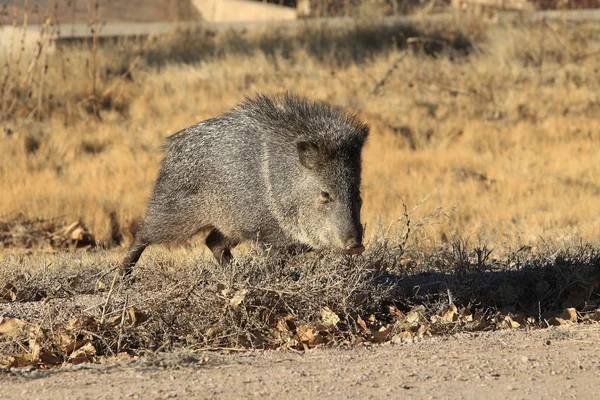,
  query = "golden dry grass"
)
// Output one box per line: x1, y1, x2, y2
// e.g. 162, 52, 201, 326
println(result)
1, 19, 599, 253
2, 18, 600, 366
